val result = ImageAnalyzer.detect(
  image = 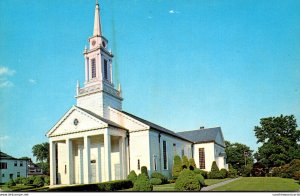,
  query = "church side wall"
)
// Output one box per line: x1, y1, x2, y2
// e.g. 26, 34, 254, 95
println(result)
149, 130, 192, 178
193, 143, 215, 172
214, 144, 226, 169
129, 130, 150, 175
